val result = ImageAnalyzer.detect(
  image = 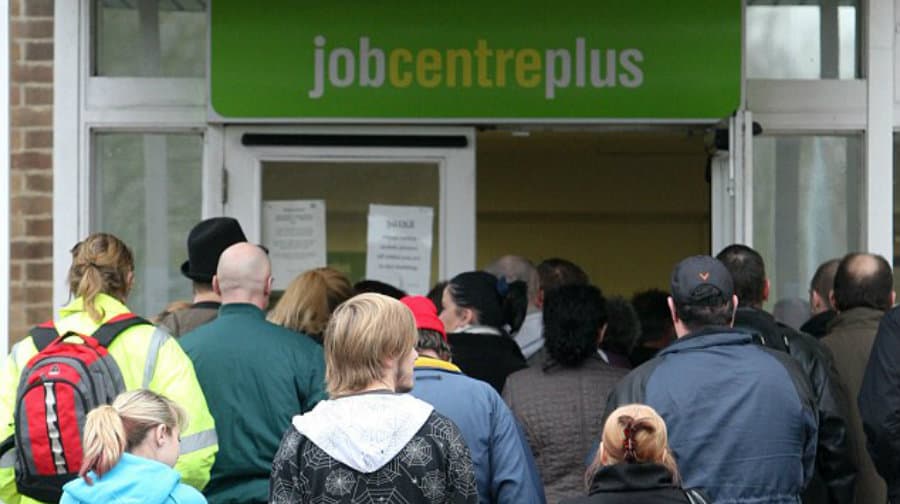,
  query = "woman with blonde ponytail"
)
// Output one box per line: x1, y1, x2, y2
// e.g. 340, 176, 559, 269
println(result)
60, 390, 206, 504
562, 404, 710, 504
0, 233, 217, 503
